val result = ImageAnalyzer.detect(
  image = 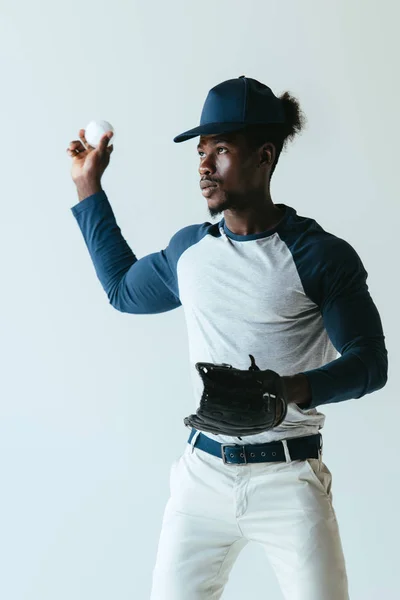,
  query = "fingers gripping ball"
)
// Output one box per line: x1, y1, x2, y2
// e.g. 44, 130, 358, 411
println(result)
85, 120, 114, 148
183, 355, 288, 436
